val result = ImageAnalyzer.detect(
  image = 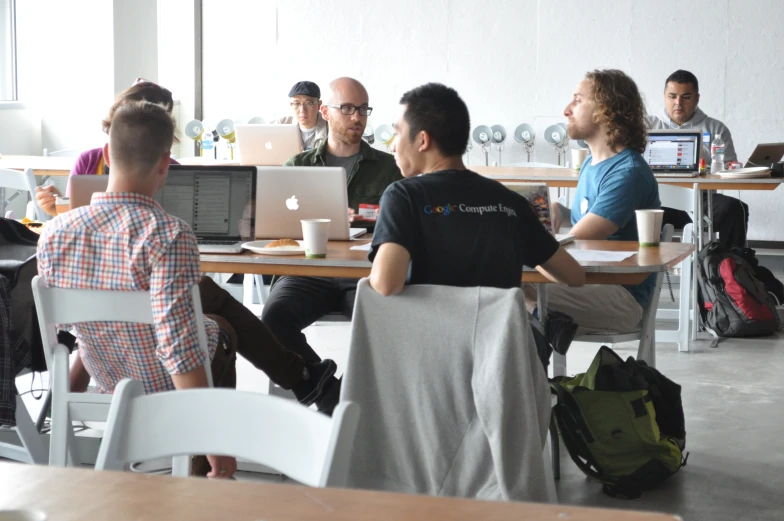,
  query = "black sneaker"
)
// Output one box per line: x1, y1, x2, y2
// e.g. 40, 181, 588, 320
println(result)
545, 311, 578, 356
291, 359, 337, 406
316, 377, 342, 417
